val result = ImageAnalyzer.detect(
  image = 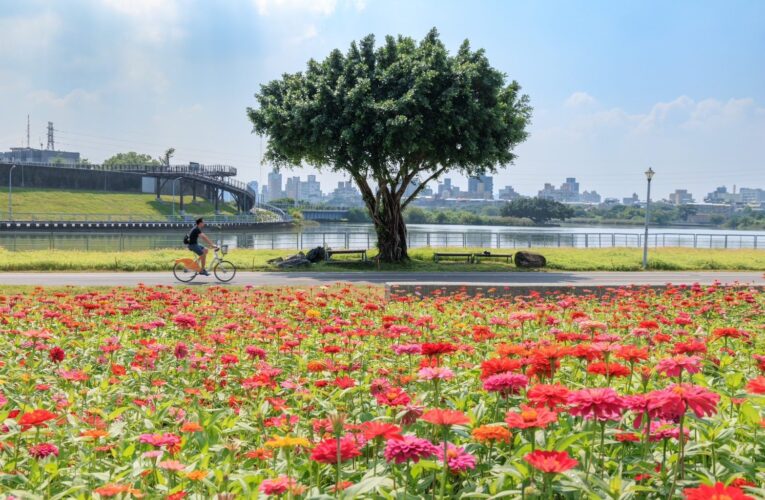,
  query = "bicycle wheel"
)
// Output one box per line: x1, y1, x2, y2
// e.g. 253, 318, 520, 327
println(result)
213, 260, 237, 282
173, 262, 197, 283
